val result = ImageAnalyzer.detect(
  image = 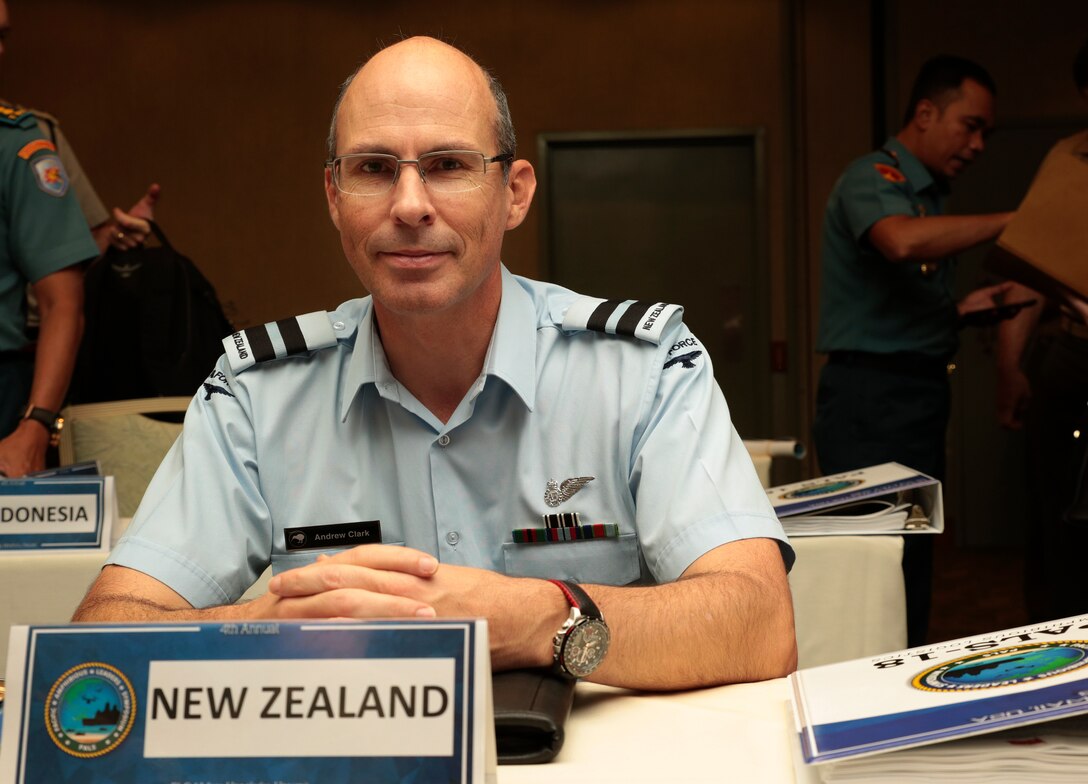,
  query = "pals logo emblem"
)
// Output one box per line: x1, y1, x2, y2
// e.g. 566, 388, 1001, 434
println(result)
912, 642, 1088, 692
779, 479, 862, 500
46, 662, 136, 758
